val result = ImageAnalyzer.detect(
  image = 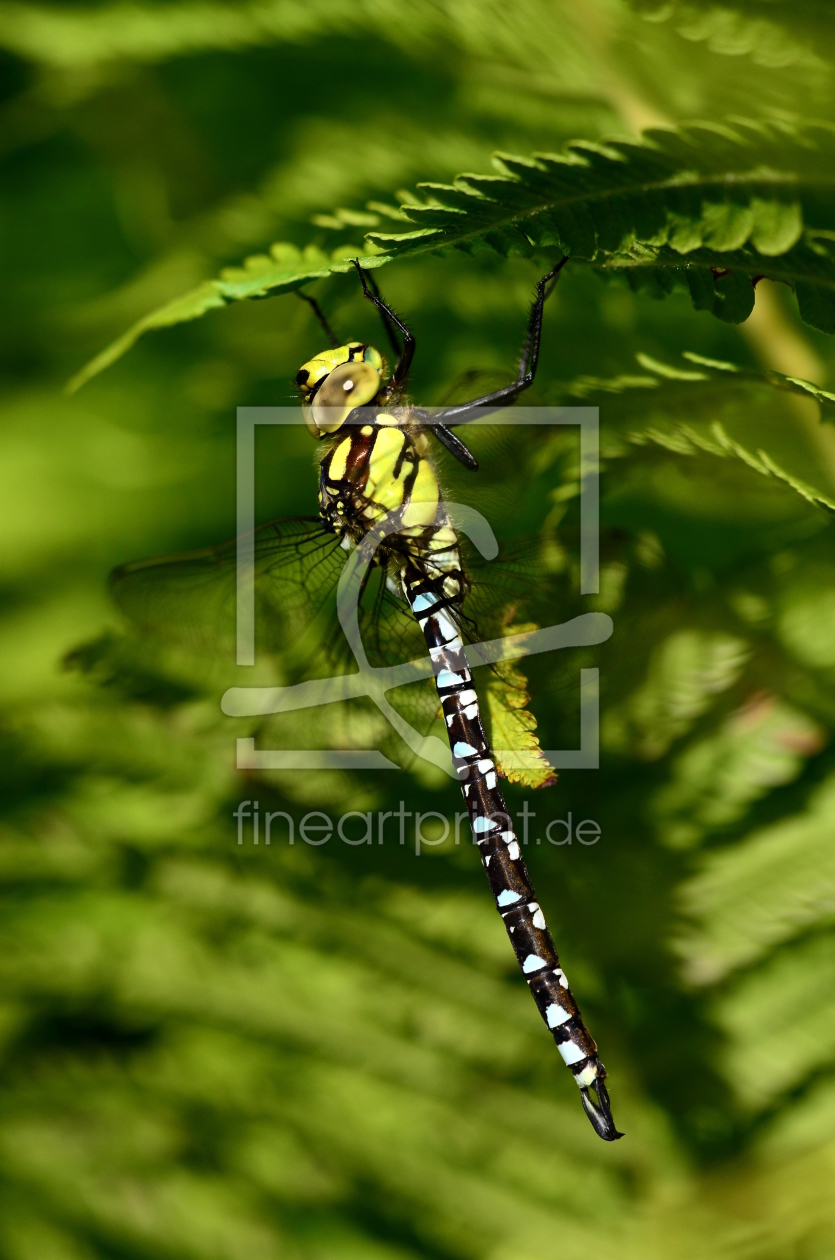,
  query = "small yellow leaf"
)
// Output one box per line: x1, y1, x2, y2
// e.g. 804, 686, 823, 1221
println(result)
484, 658, 556, 790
